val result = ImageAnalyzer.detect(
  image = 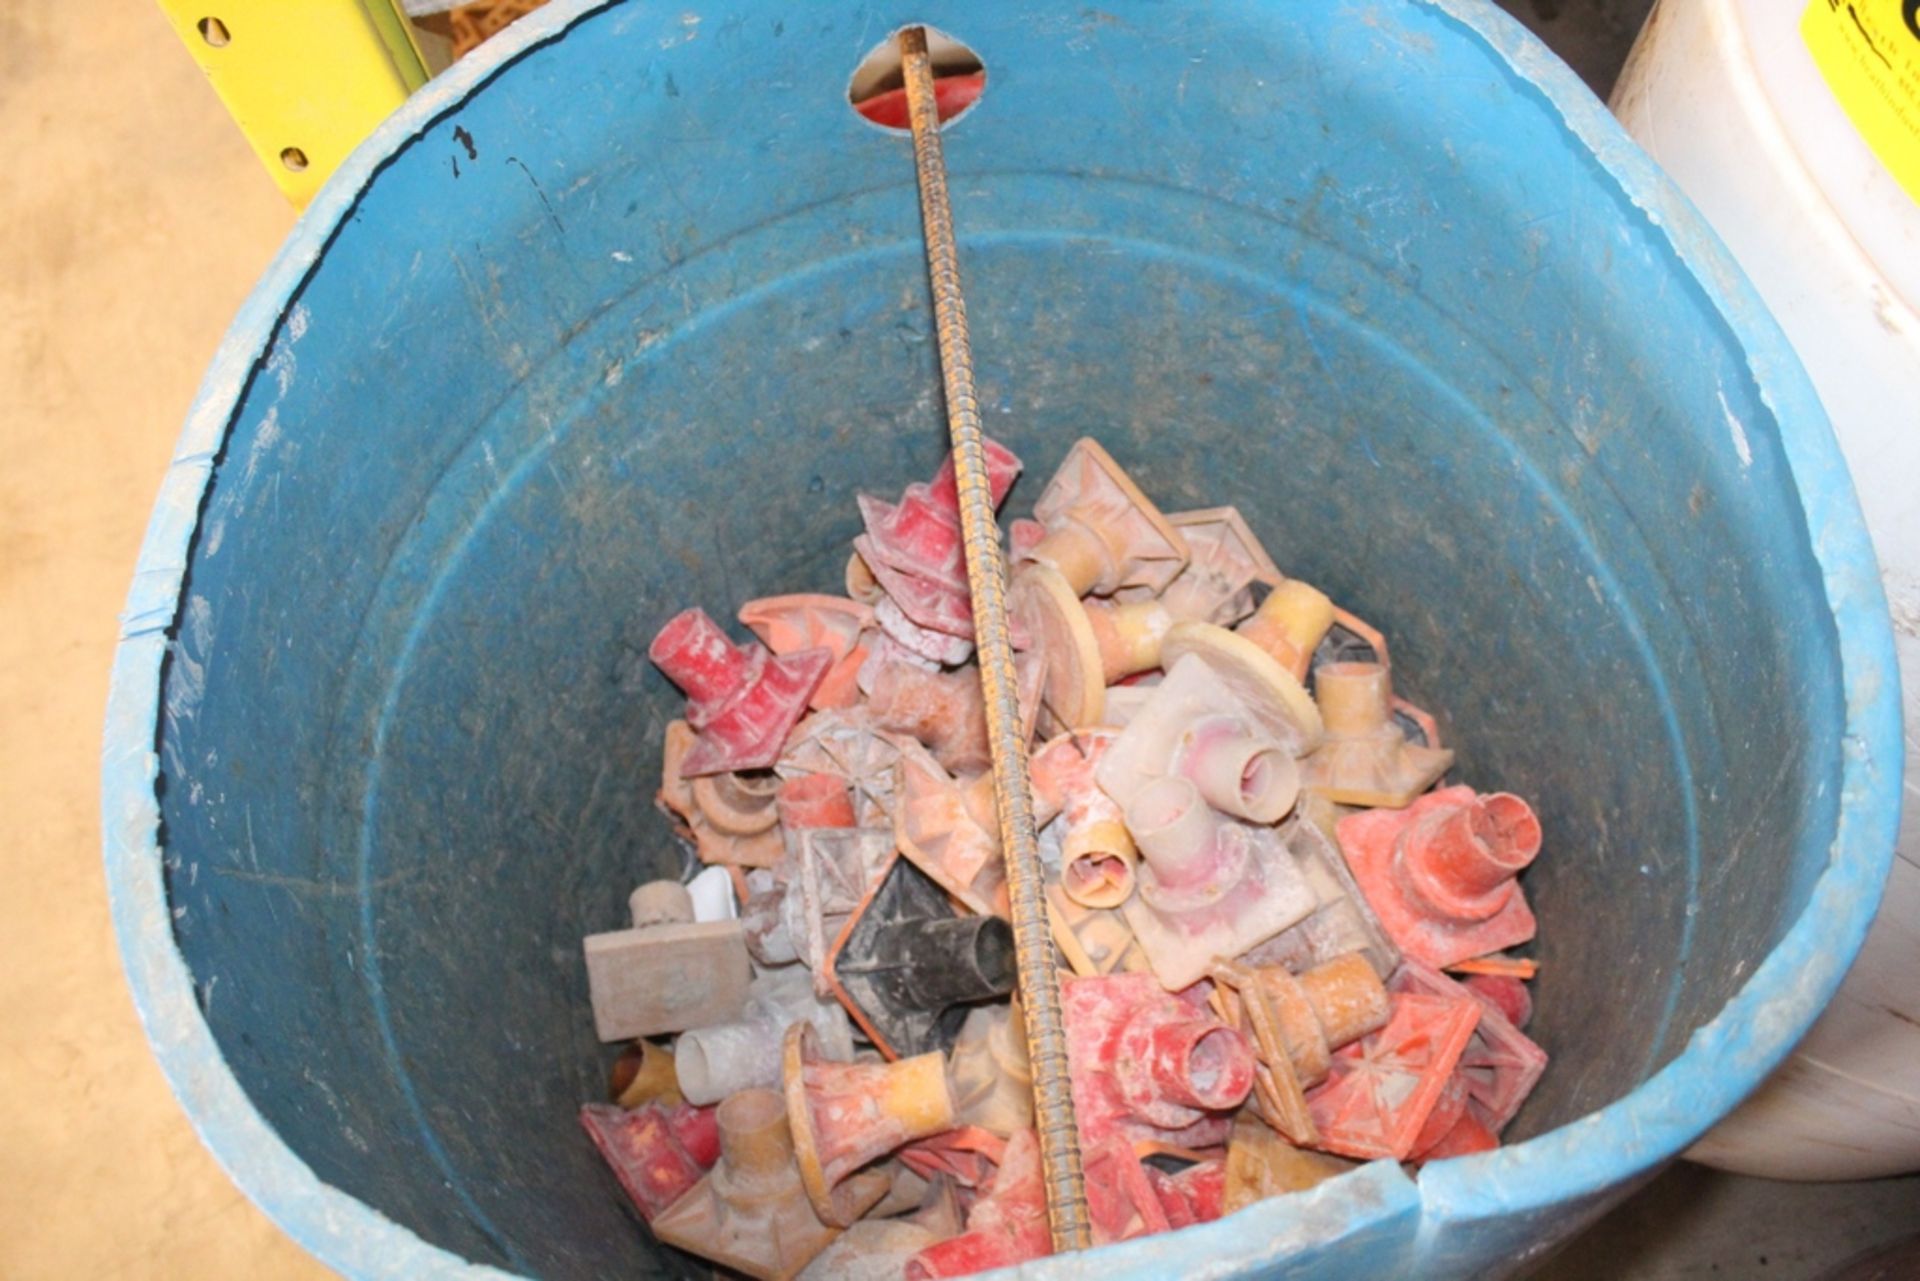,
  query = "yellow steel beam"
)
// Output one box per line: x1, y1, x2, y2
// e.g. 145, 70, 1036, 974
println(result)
156, 2, 432, 208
